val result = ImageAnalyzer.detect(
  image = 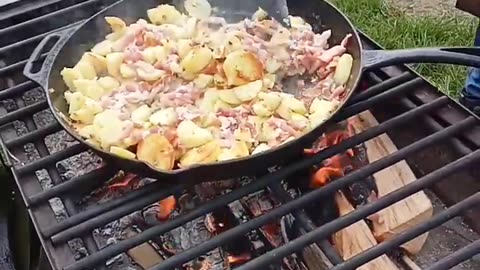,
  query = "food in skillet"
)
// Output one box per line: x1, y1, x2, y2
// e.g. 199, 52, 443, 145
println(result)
60, 0, 354, 170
